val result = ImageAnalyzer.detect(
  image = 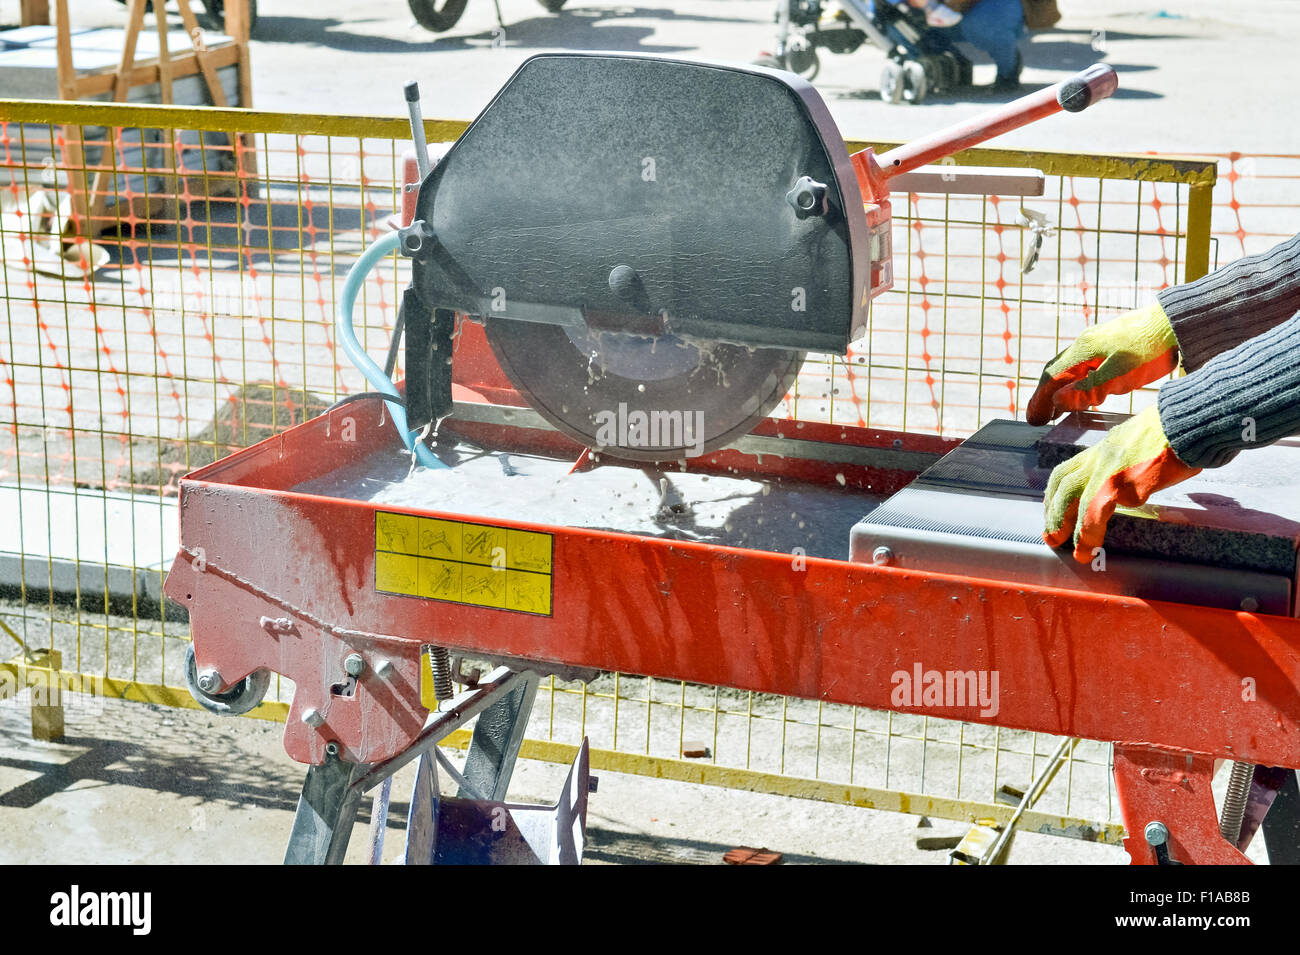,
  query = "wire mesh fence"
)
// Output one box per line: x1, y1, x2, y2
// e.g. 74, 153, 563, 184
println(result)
786, 143, 1216, 436
1, 98, 1245, 842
